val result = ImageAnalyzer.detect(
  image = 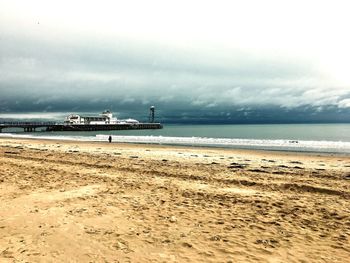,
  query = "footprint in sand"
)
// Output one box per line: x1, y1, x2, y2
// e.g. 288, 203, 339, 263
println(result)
344, 174, 350, 180
290, 161, 303, 164
248, 169, 268, 173
228, 163, 245, 169
182, 242, 193, 248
